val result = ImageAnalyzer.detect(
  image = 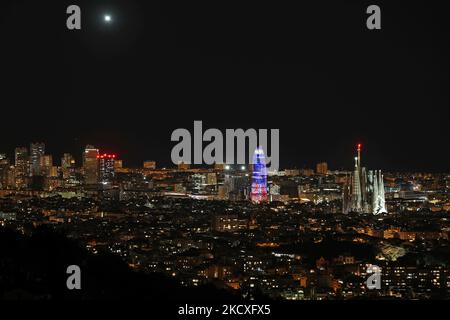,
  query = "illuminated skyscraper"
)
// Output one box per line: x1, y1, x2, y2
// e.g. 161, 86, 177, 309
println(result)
98, 153, 116, 184
15, 147, 29, 189
39, 155, 53, 176
61, 153, 76, 179
114, 160, 123, 169
190, 173, 207, 194
316, 162, 328, 175
224, 174, 249, 201
61, 153, 78, 186
250, 146, 268, 203
0, 154, 9, 189
83, 145, 99, 185
61, 153, 75, 169
30, 142, 45, 176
